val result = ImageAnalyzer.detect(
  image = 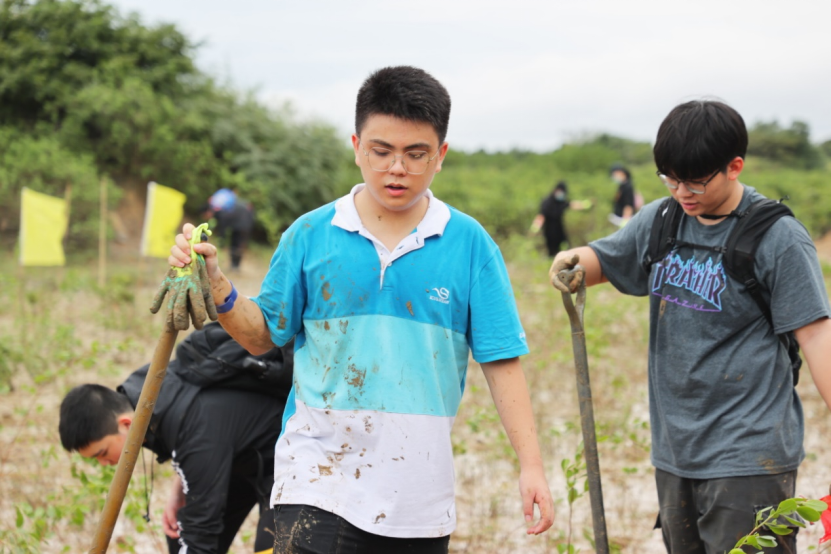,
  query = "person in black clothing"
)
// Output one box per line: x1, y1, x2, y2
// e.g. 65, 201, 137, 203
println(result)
205, 190, 255, 272
531, 181, 591, 257
58, 328, 292, 554
609, 163, 636, 226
